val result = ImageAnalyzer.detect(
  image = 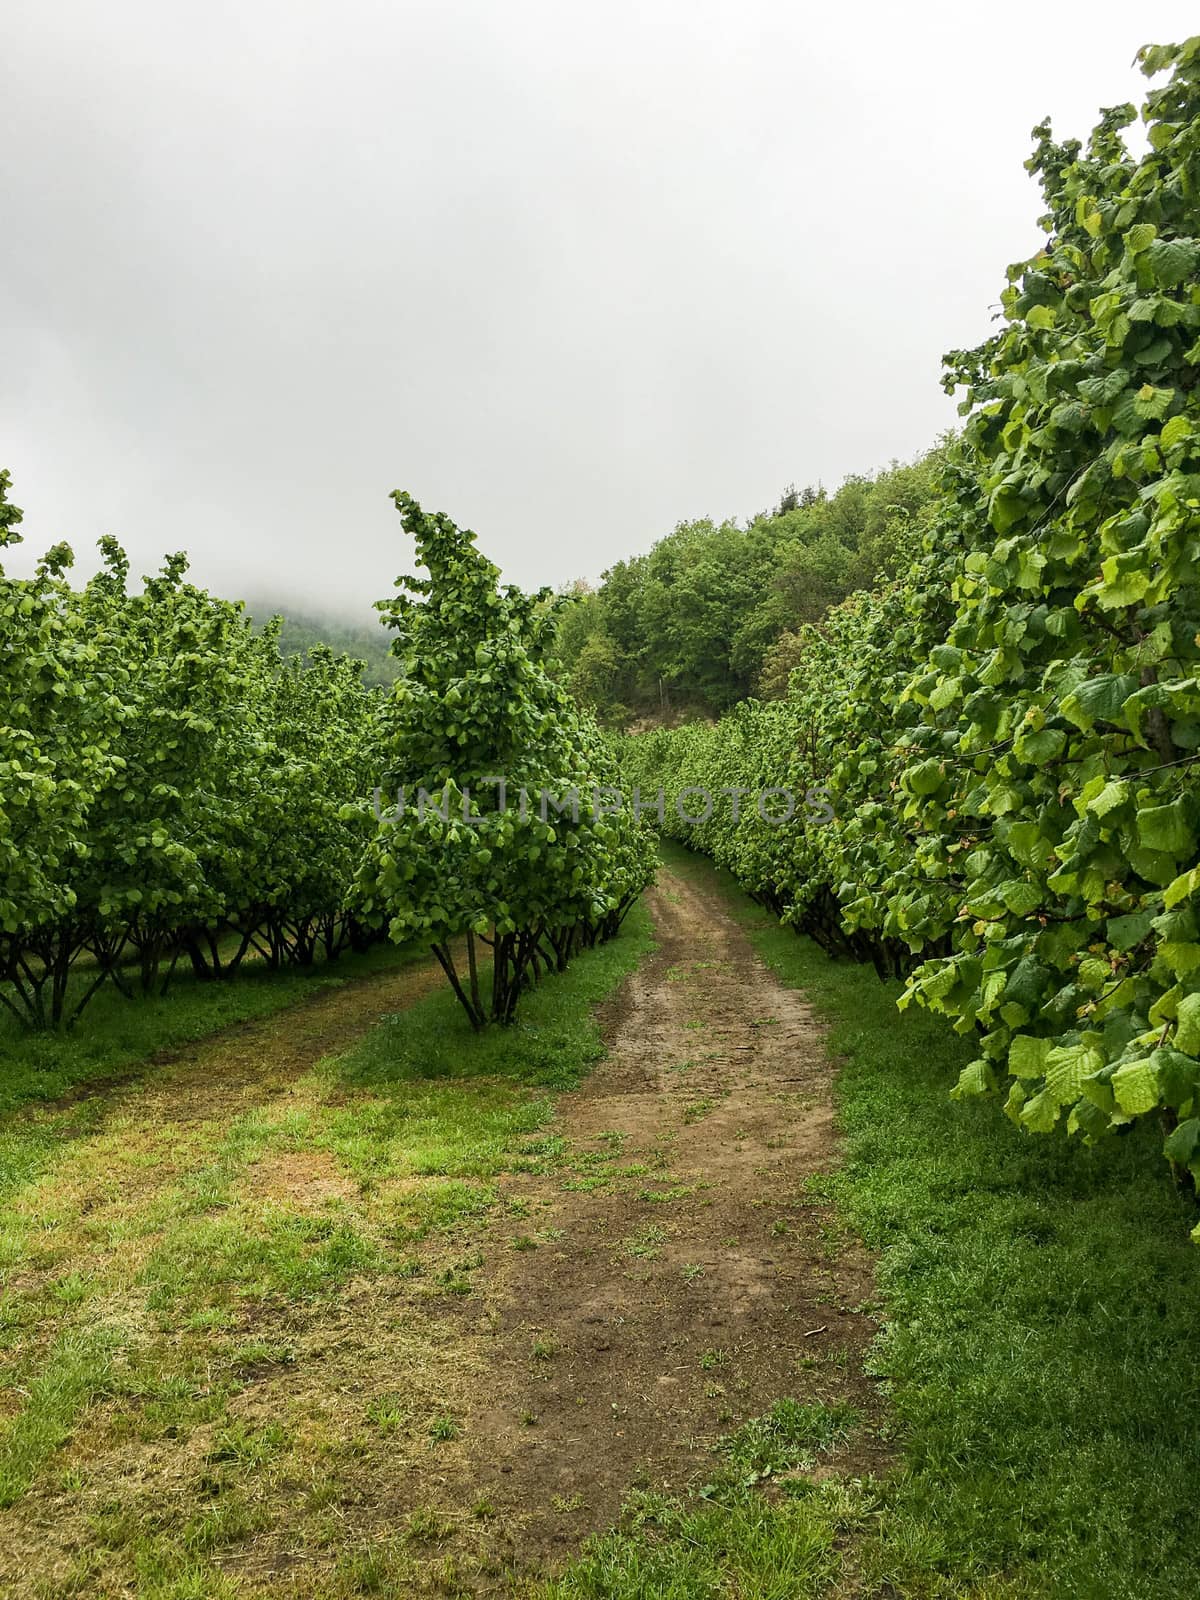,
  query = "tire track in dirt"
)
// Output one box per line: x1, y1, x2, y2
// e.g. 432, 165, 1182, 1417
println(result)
448, 862, 884, 1578
17, 949, 445, 1134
